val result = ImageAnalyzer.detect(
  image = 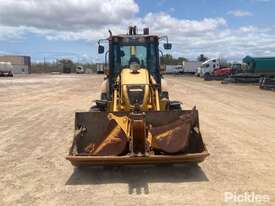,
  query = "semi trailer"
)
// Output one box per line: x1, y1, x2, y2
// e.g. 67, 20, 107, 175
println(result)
224, 56, 275, 85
